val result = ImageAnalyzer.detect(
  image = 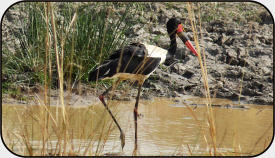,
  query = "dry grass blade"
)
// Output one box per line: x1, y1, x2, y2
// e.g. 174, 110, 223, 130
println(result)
186, 144, 192, 156
186, 2, 217, 155
48, 2, 66, 123
43, 3, 51, 155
